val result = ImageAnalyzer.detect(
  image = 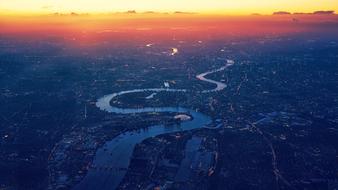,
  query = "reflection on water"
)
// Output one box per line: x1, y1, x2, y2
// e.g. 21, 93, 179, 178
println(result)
74, 106, 211, 190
